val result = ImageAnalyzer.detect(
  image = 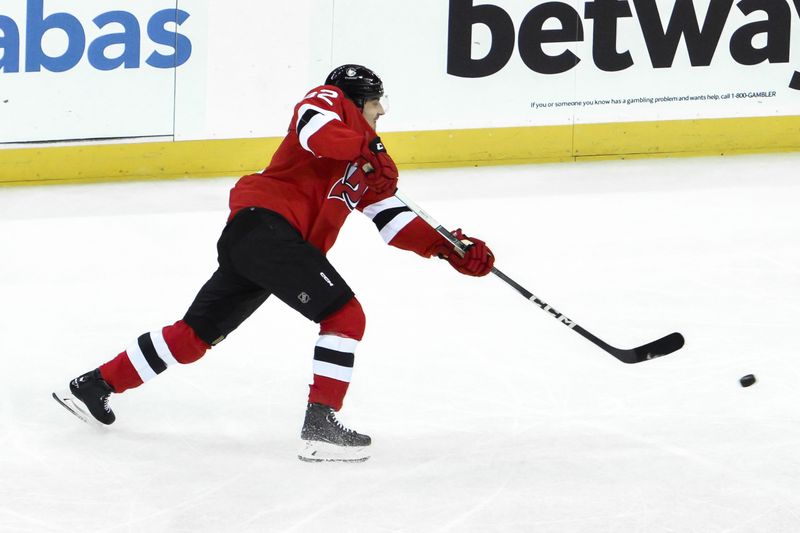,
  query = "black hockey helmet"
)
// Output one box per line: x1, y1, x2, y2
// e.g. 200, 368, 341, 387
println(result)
325, 64, 384, 109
